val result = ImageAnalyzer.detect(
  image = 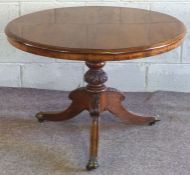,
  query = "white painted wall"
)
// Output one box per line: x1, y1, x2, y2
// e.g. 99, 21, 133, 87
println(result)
1, 0, 190, 92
